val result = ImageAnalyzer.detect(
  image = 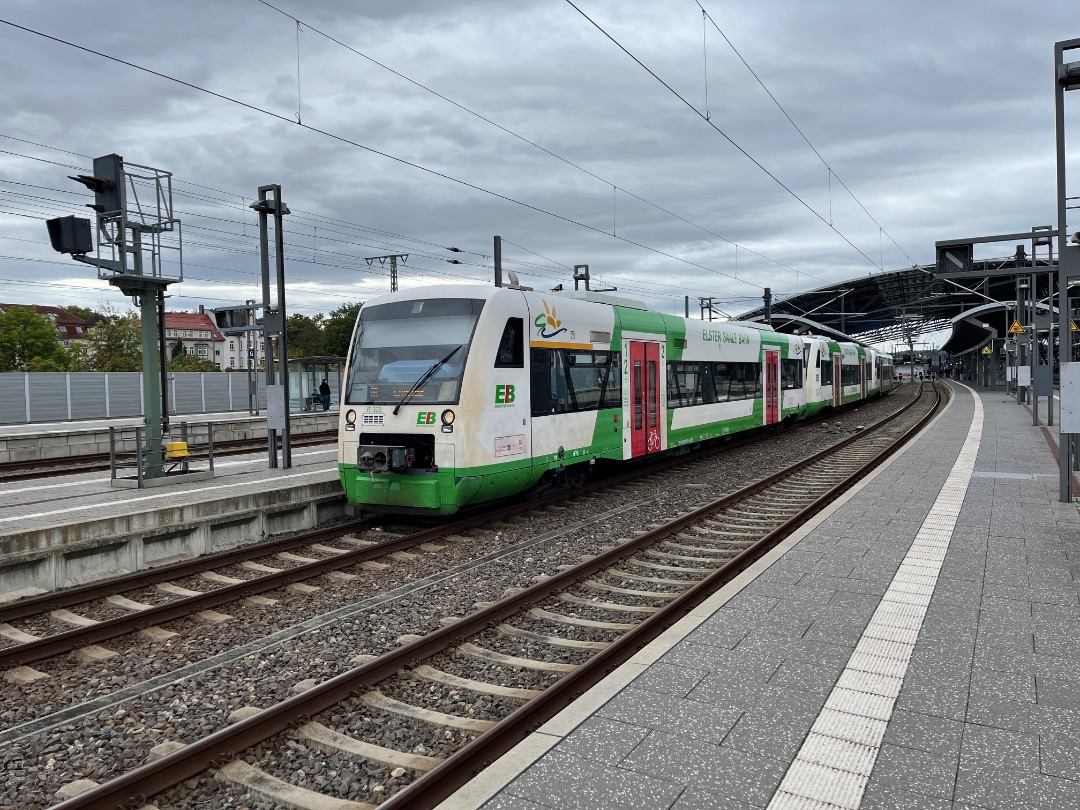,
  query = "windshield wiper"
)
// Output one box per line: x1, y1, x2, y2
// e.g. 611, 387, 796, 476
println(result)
393, 345, 462, 415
